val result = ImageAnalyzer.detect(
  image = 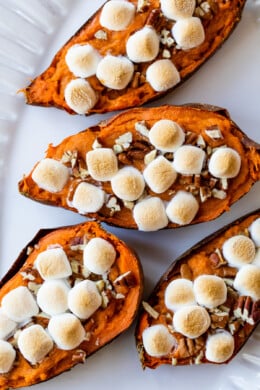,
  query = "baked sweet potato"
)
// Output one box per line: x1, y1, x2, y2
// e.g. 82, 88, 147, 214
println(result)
23, 0, 246, 115
19, 104, 260, 231
0, 222, 143, 389
135, 209, 260, 368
